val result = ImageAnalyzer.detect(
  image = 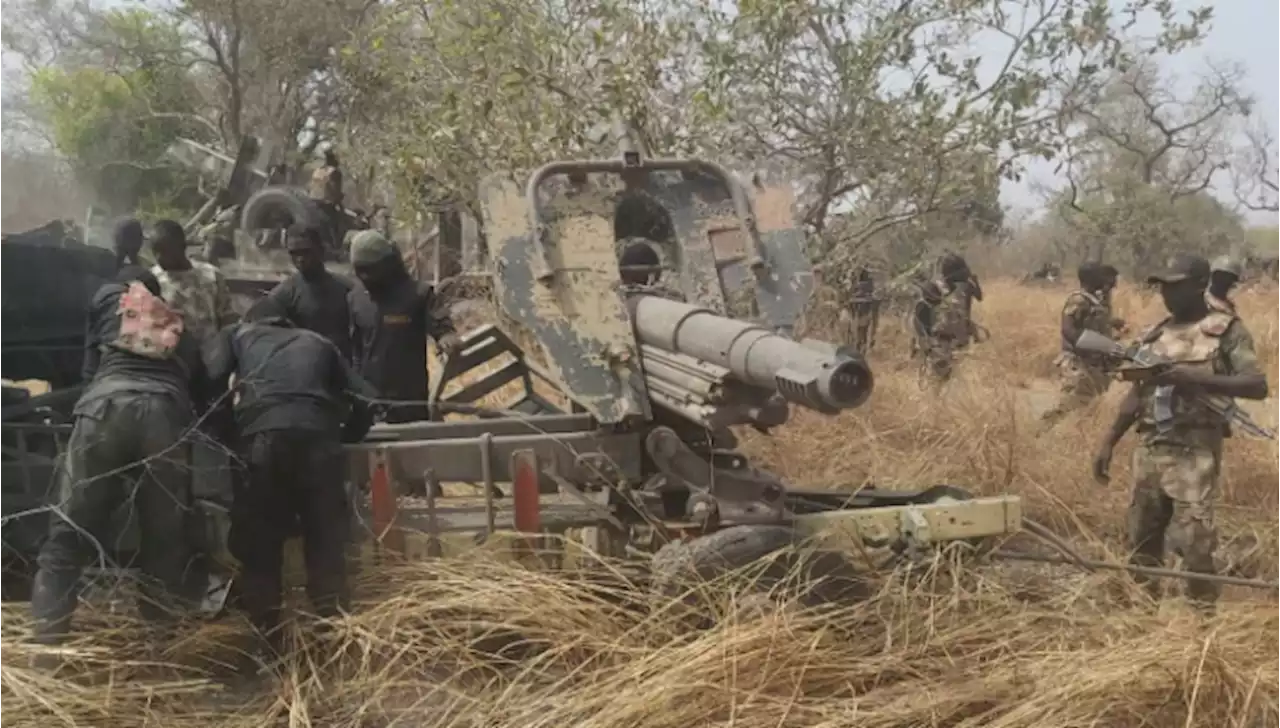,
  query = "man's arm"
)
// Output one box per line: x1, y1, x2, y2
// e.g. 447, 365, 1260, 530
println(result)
81, 294, 107, 381
334, 347, 378, 442
1060, 294, 1085, 349
1155, 319, 1268, 400
420, 284, 456, 341
1092, 384, 1142, 483
347, 289, 364, 367
212, 270, 239, 329
202, 324, 239, 394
